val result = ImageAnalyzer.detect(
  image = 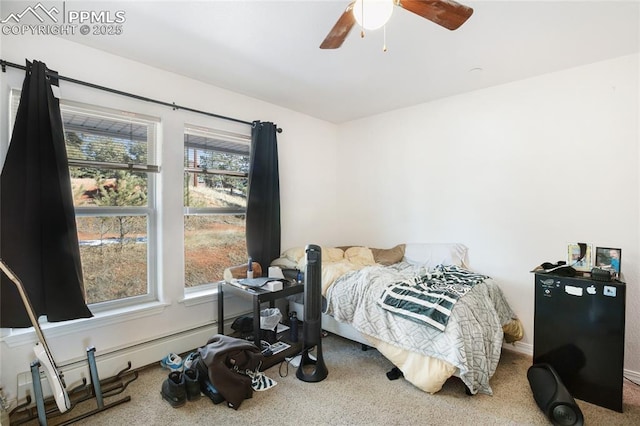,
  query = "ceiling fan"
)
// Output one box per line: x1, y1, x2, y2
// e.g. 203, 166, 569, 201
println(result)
320, 0, 474, 49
